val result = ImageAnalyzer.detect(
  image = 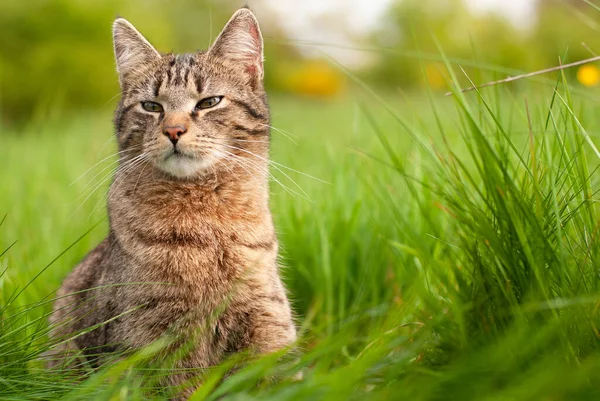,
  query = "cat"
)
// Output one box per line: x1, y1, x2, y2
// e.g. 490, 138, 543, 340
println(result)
47, 8, 297, 397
